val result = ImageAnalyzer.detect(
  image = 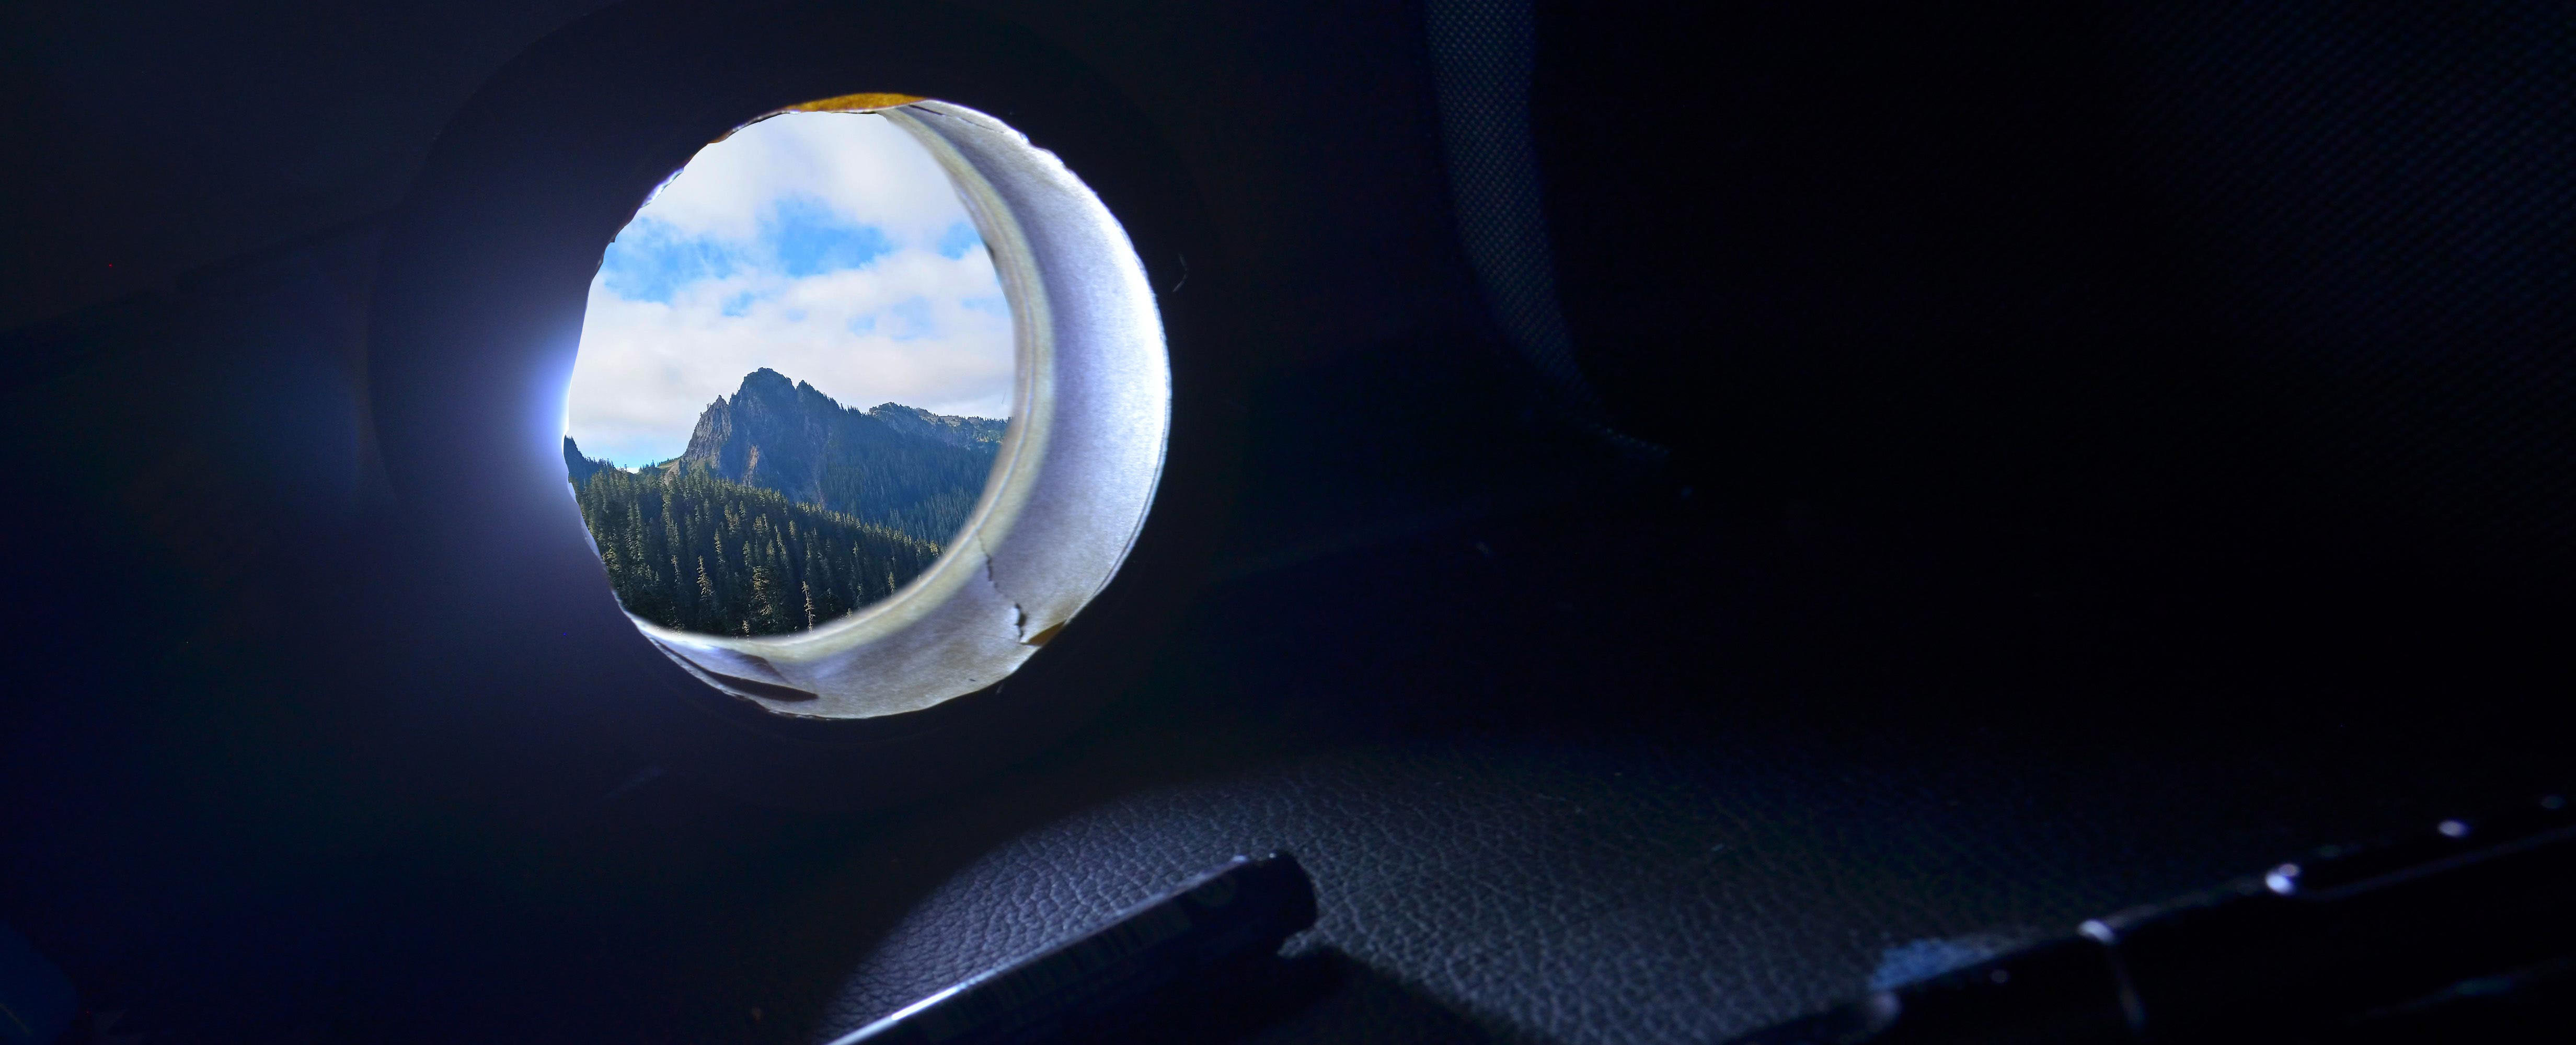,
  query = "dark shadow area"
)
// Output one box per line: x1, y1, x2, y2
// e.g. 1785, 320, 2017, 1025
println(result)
3, 212, 2568, 1043
3, 1, 2571, 1043
1044, 949, 1338, 1045
1237, 951, 1521, 1045
2342, 956, 2576, 1045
